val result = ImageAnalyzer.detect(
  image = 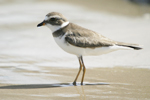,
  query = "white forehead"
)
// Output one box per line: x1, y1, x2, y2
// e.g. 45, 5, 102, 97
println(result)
44, 15, 61, 21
